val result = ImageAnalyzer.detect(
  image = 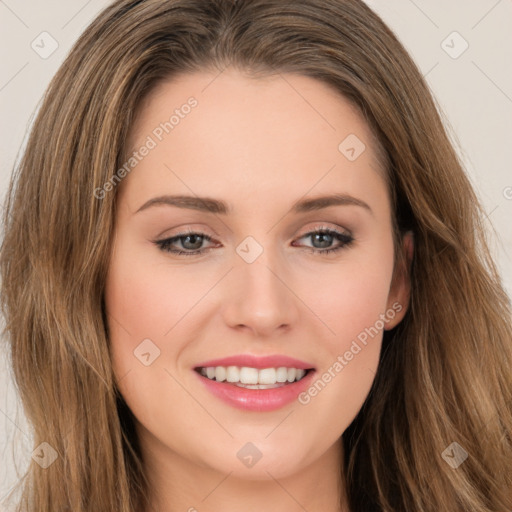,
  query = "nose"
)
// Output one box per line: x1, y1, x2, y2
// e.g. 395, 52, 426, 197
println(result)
221, 250, 300, 337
